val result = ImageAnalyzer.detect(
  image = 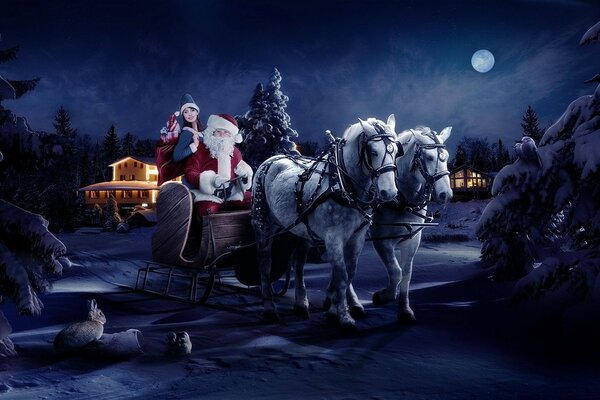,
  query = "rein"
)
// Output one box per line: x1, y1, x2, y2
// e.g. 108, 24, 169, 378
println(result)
273, 124, 398, 244
403, 130, 449, 208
